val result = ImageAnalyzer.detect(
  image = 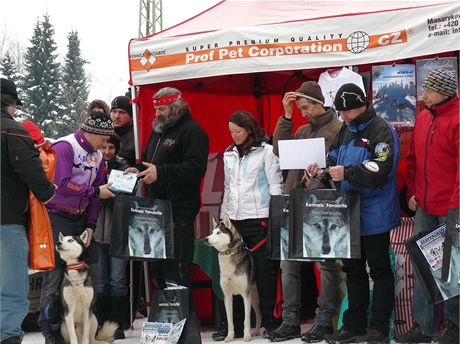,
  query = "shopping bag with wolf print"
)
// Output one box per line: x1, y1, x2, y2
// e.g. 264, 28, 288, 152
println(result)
268, 194, 290, 260
289, 188, 360, 259
405, 222, 460, 304
268, 194, 313, 261
441, 208, 460, 282
110, 194, 174, 260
